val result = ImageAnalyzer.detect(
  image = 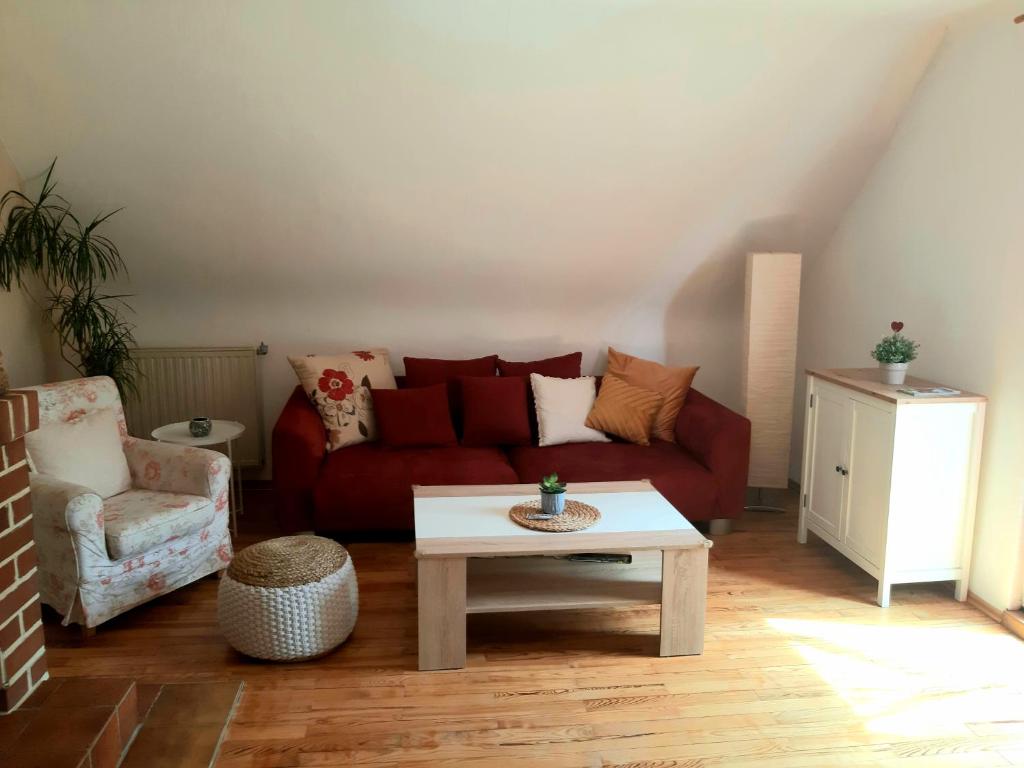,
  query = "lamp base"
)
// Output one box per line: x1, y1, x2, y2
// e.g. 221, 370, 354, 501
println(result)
744, 487, 787, 514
